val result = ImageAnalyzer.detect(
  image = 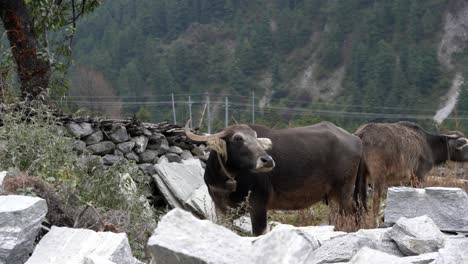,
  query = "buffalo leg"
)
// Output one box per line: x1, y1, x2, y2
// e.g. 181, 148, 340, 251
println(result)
372, 184, 382, 227
250, 203, 268, 236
